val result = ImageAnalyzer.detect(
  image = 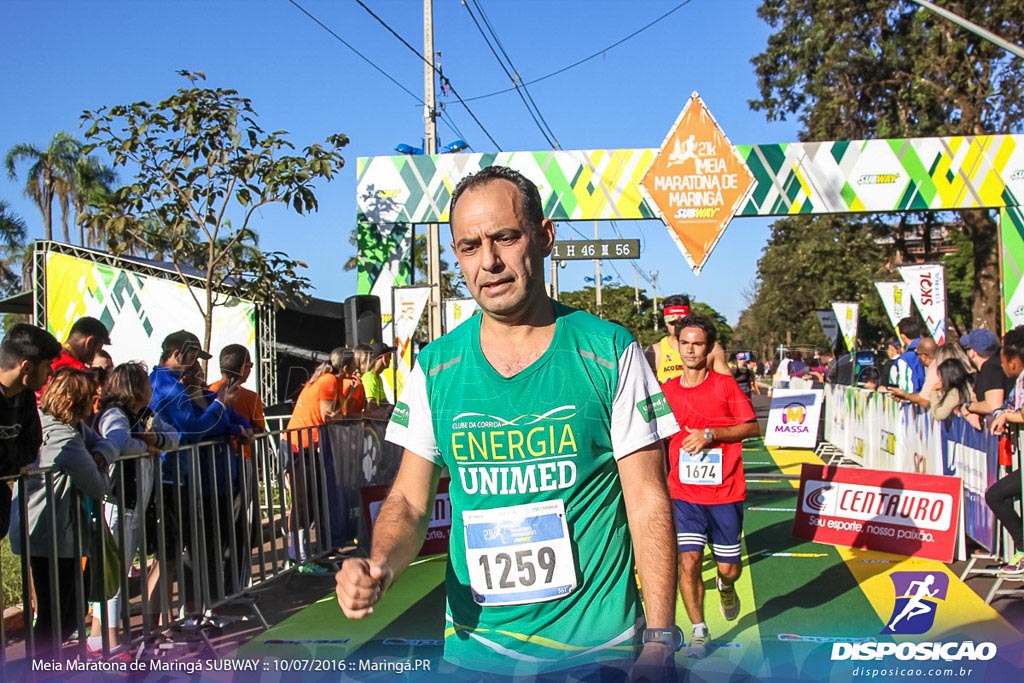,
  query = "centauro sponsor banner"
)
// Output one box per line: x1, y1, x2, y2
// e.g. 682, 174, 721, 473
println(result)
793, 464, 961, 562
764, 388, 823, 449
